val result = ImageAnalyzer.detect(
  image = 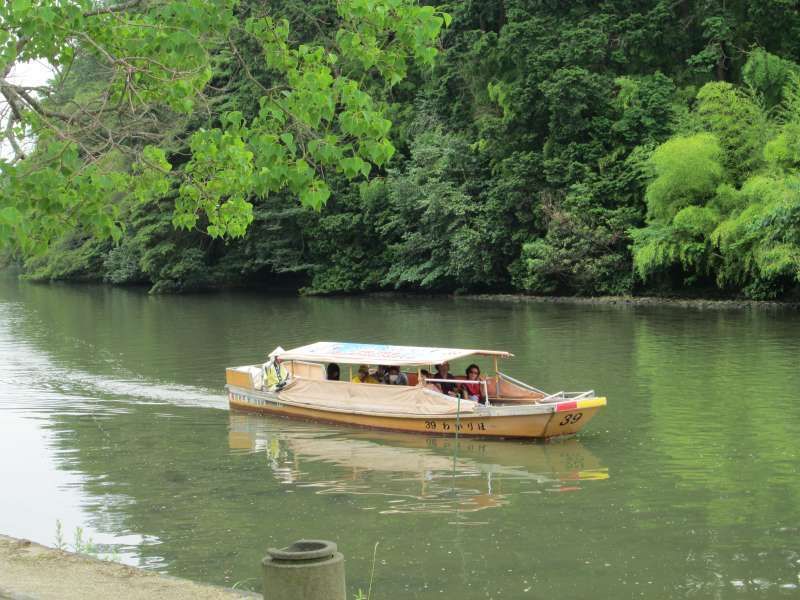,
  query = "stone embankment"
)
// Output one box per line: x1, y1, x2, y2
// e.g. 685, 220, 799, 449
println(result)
0, 535, 261, 600
462, 293, 800, 311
